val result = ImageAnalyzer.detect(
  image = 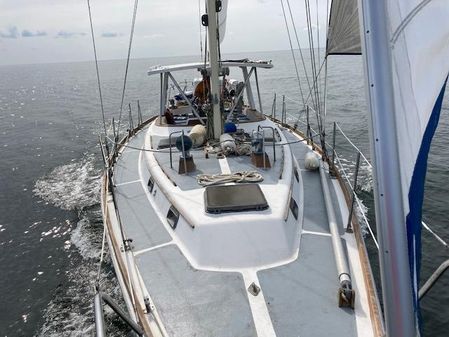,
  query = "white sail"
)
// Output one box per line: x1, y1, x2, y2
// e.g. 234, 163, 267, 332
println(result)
218, 0, 228, 43
389, 0, 449, 306
359, 0, 449, 334
326, 0, 361, 55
